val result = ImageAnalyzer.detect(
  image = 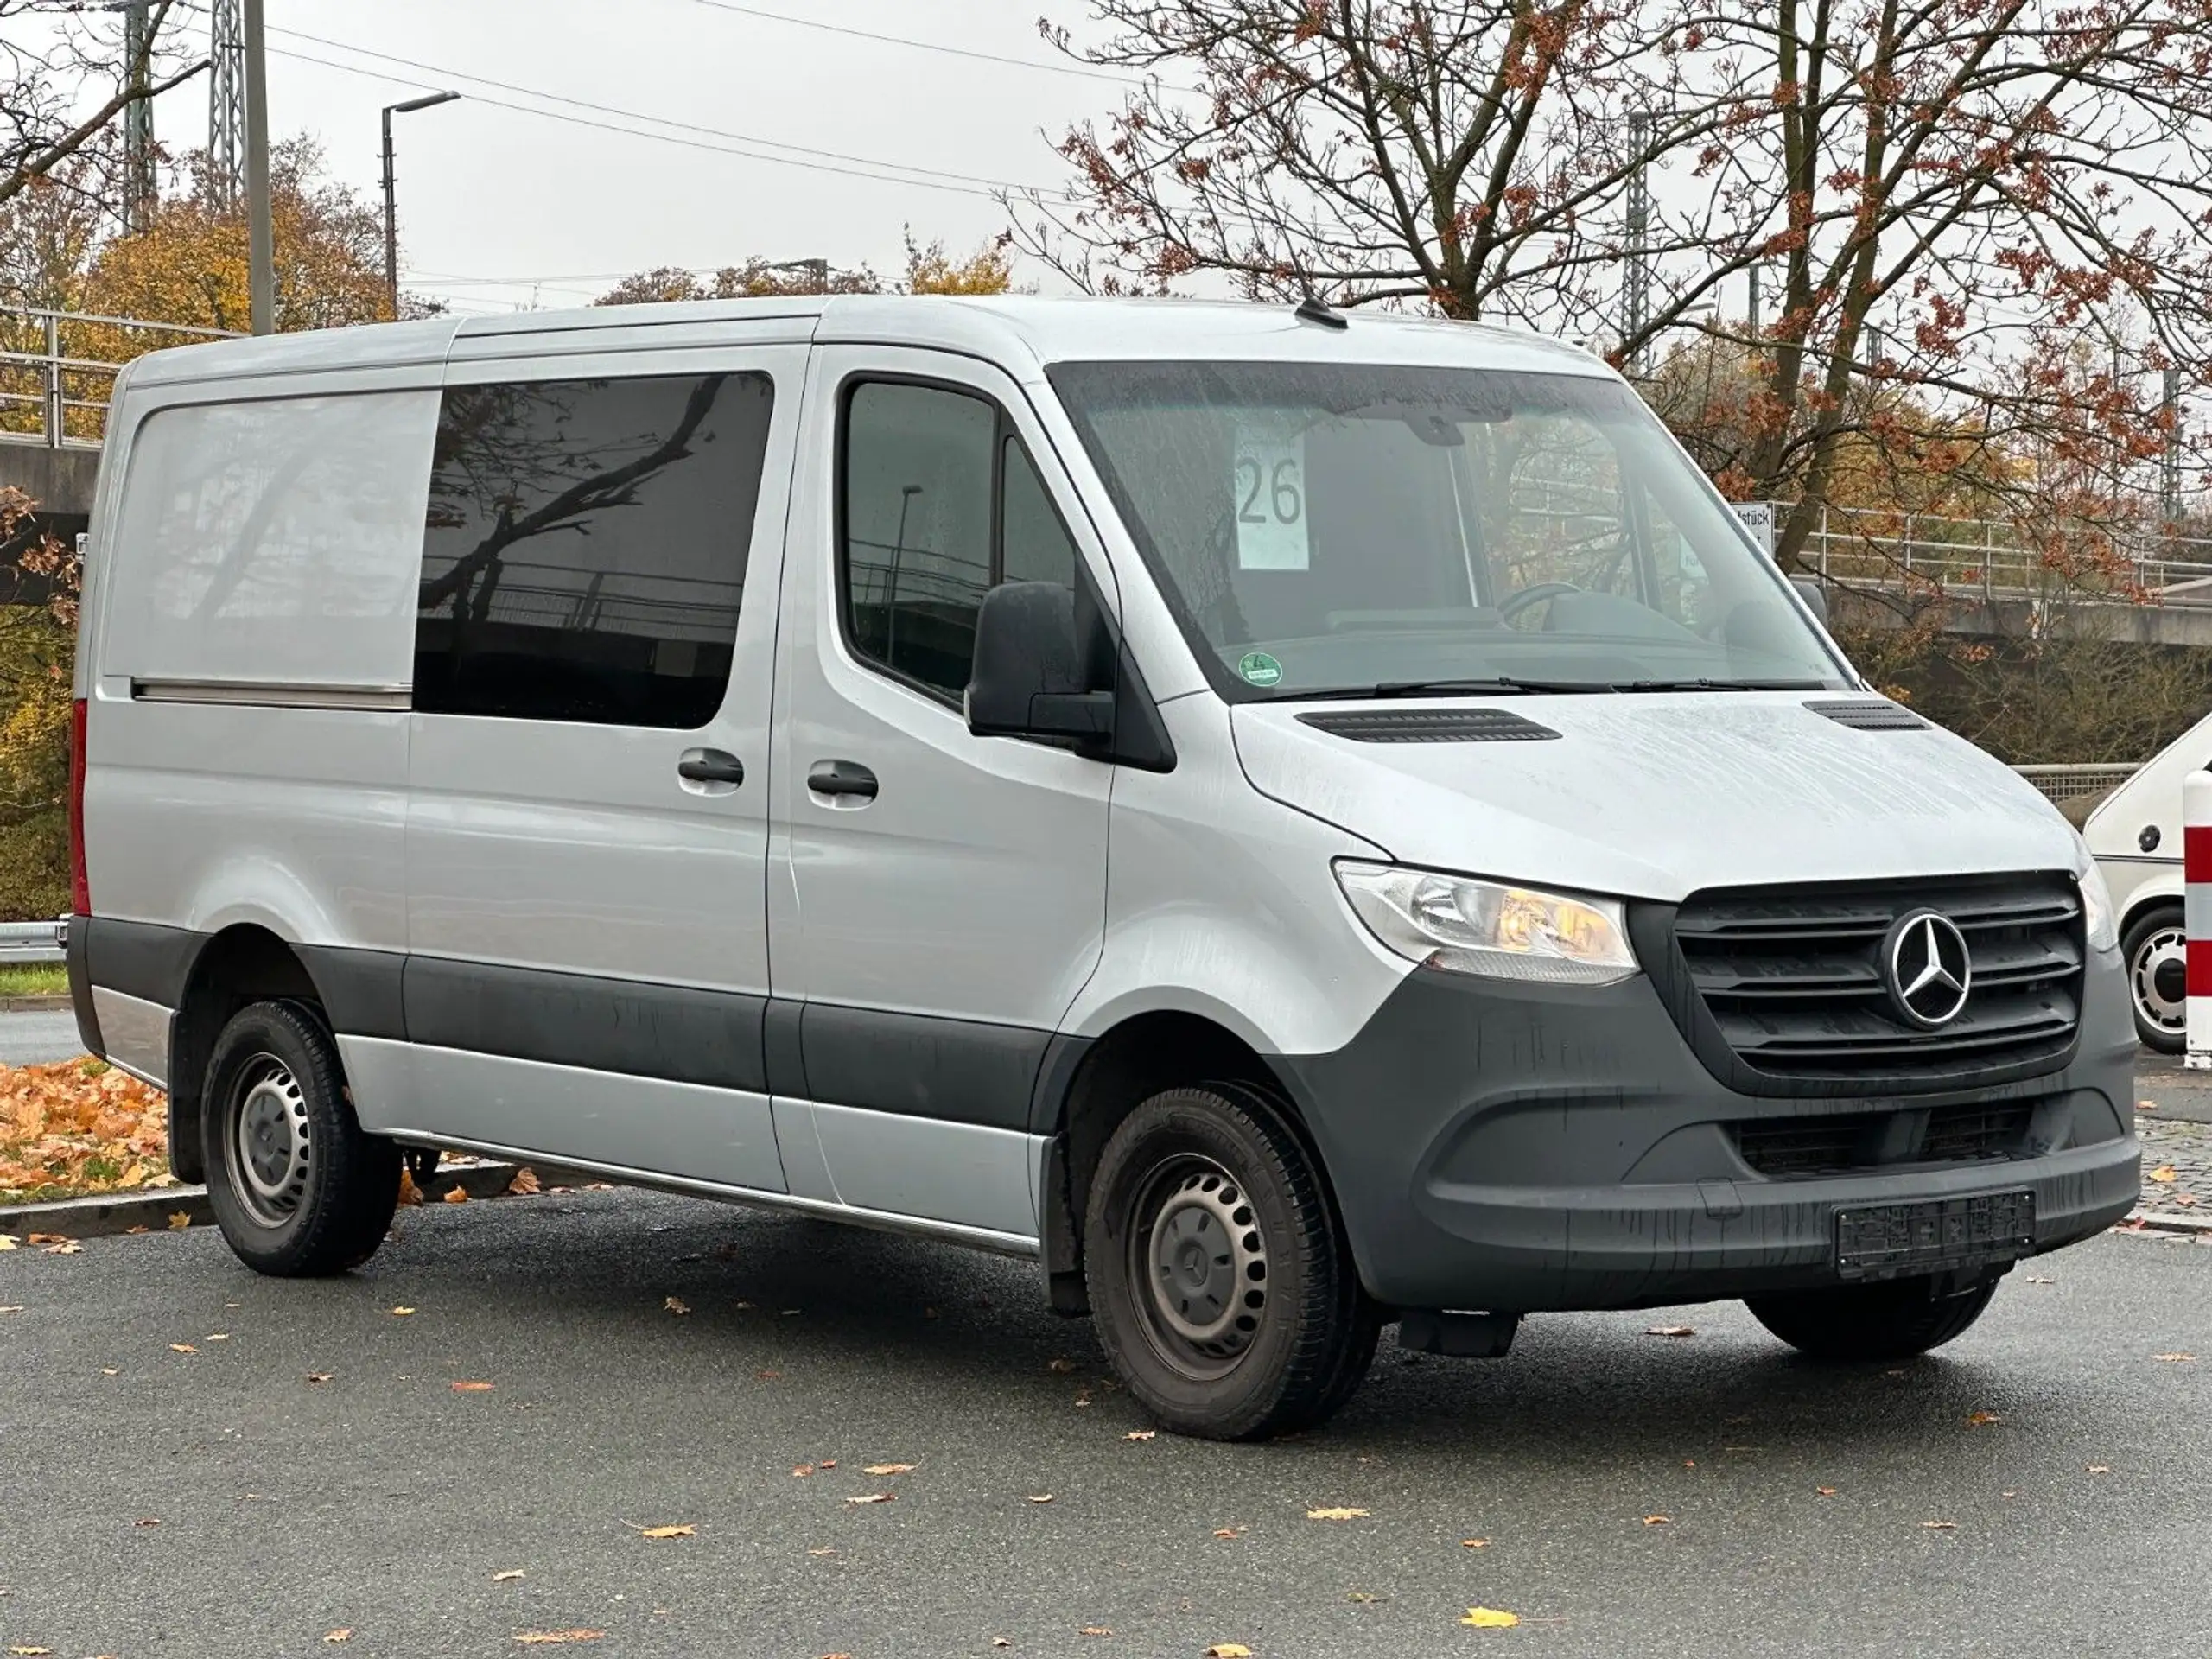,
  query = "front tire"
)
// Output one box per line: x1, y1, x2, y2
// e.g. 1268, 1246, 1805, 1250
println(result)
1084, 1082, 1372, 1440
1745, 1274, 2001, 1361
201, 1000, 400, 1276
2121, 903, 2187, 1053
